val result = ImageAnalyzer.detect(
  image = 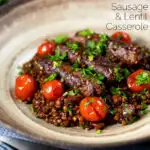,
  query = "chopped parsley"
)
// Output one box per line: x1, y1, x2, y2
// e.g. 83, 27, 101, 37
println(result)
84, 34, 109, 56
49, 47, 67, 61
55, 35, 68, 44
111, 87, 127, 98
136, 71, 150, 85
17, 66, 23, 76
87, 41, 96, 49
132, 88, 148, 98
96, 129, 102, 134
123, 68, 130, 78
109, 108, 116, 115
111, 87, 121, 95
81, 66, 104, 84
18, 71, 23, 76
84, 99, 95, 108
141, 102, 148, 110
76, 57, 81, 63
88, 55, 94, 61
63, 89, 80, 96
66, 106, 73, 115
44, 73, 57, 82
96, 34, 109, 55
97, 73, 105, 81
53, 61, 62, 68
78, 29, 94, 37
114, 67, 124, 82
73, 63, 79, 69
66, 42, 79, 52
